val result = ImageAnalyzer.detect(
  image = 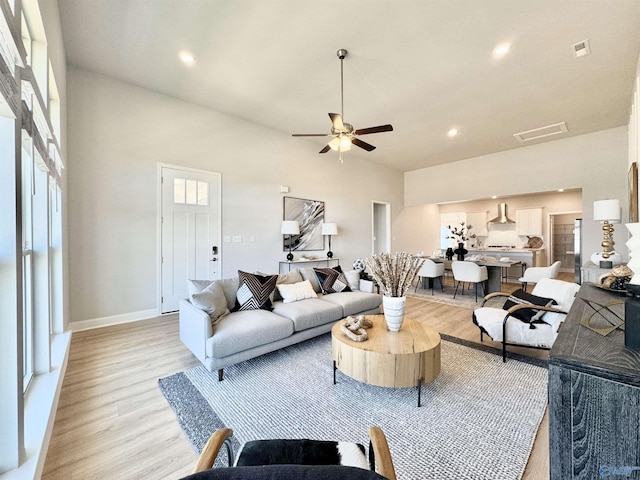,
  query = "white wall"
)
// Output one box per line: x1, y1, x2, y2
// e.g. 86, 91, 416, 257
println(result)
66, 68, 404, 324
401, 127, 629, 263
